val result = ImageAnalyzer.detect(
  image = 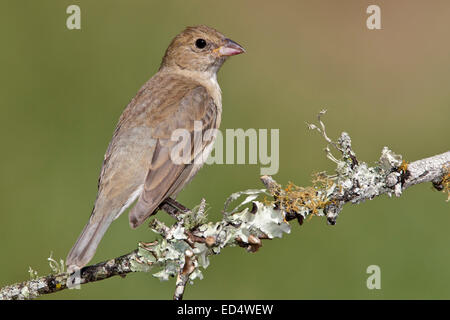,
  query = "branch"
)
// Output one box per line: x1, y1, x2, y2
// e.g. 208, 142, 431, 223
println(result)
0, 250, 137, 300
1, 112, 448, 300
0, 198, 190, 300
261, 151, 449, 225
